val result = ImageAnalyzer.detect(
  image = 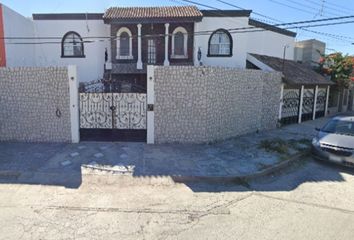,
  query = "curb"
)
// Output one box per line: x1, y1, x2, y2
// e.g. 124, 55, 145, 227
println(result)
0, 151, 310, 186
82, 150, 311, 185
171, 150, 310, 184
0, 170, 21, 179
